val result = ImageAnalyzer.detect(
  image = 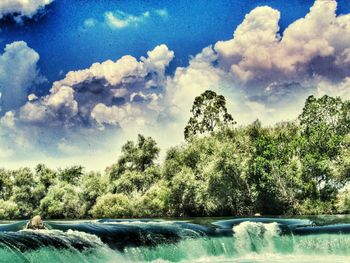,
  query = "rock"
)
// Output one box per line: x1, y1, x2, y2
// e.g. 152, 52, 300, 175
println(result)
26, 215, 46, 230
